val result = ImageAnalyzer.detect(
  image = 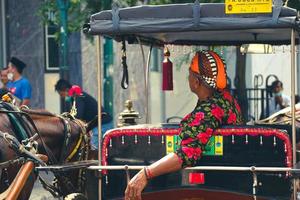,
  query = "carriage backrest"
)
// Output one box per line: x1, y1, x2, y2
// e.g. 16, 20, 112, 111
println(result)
102, 125, 292, 199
